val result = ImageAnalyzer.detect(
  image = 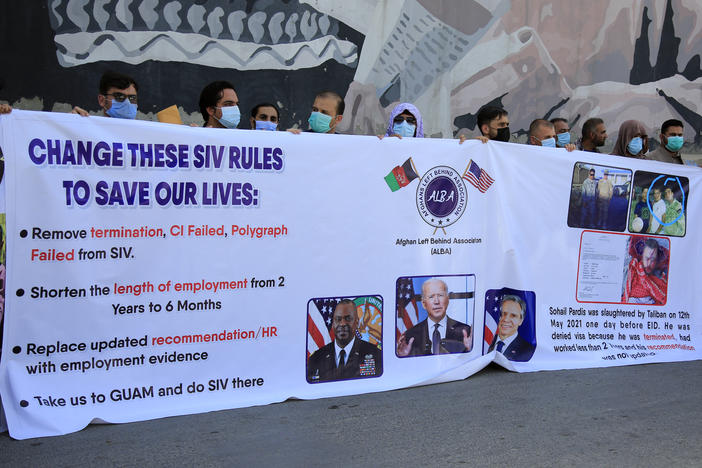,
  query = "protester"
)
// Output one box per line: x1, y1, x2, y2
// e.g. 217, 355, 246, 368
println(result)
577, 118, 607, 152
72, 71, 139, 119
550, 117, 571, 147
249, 103, 280, 131
198, 81, 240, 129
477, 106, 510, 142
645, 119, 684, 164
379, 102, 423, 139
528, 119, 576, 151
611, 120, 648, 158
